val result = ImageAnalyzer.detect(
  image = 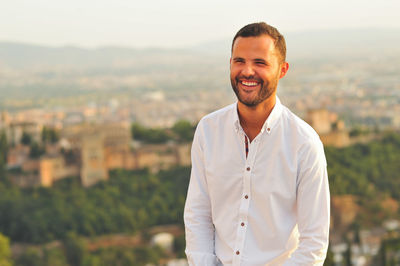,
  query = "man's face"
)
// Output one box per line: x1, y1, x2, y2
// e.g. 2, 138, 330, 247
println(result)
230, 35, 287, 107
